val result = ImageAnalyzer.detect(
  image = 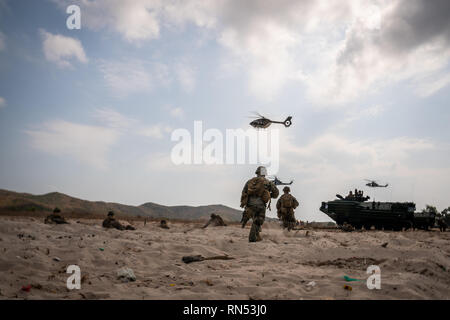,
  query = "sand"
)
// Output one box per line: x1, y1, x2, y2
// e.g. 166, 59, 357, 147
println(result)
0, 216, 449, 300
